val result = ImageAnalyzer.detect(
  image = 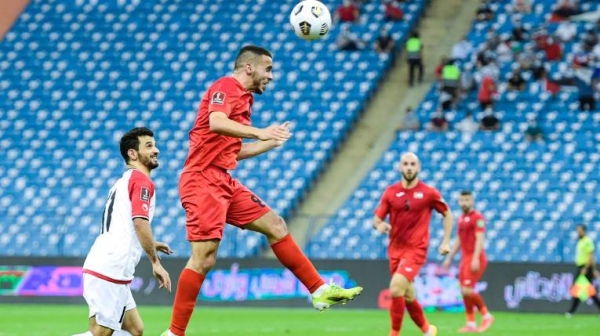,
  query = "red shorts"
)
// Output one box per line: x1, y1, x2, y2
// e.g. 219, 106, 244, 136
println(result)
179, 166, 271, 241
389, 249, 427, 282
459, 256, 487, 288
